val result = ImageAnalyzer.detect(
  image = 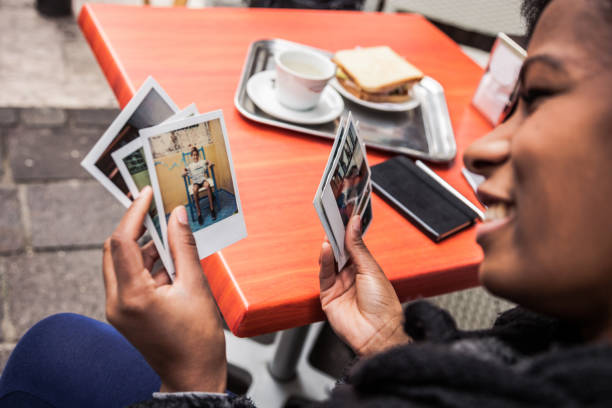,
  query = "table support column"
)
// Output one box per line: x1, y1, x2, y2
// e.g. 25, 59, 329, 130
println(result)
268, 325, 310, 381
